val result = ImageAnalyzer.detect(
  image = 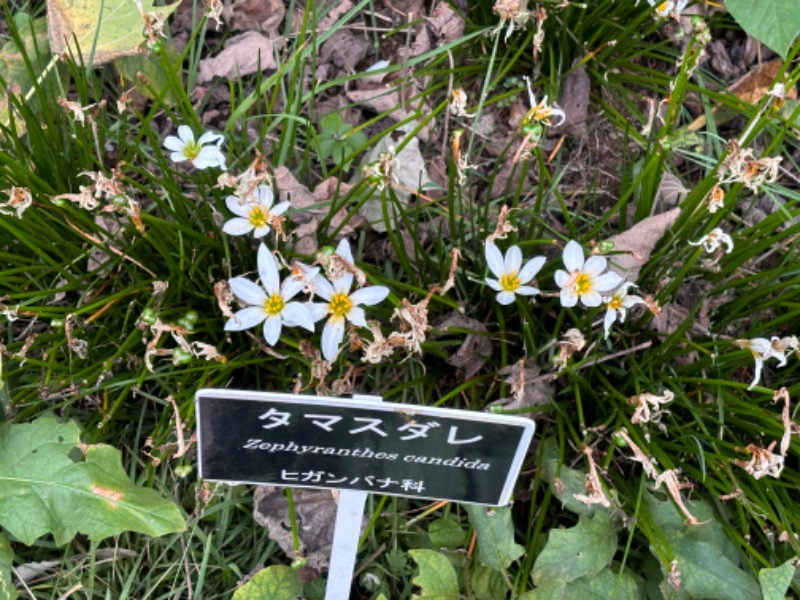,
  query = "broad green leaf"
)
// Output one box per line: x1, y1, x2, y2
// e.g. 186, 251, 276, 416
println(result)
409, 549, 460, 600
525, 567, 642, 599
466, 505, 525, 571
670, 539, 761, 600
46, 0, 179, 65
231, 565, 303, 600
566, 567, 643, 599
759, 559, 798, 600
725, 0, 800, 59
113, 42, 181, 105
0, 17, 66, 134
0, 532, 16, 600
542, 438, 609, 516
0, 415, 185, 546
470, 564, 507, 600
532, 512, 618, 587
428, 517, 467, 550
